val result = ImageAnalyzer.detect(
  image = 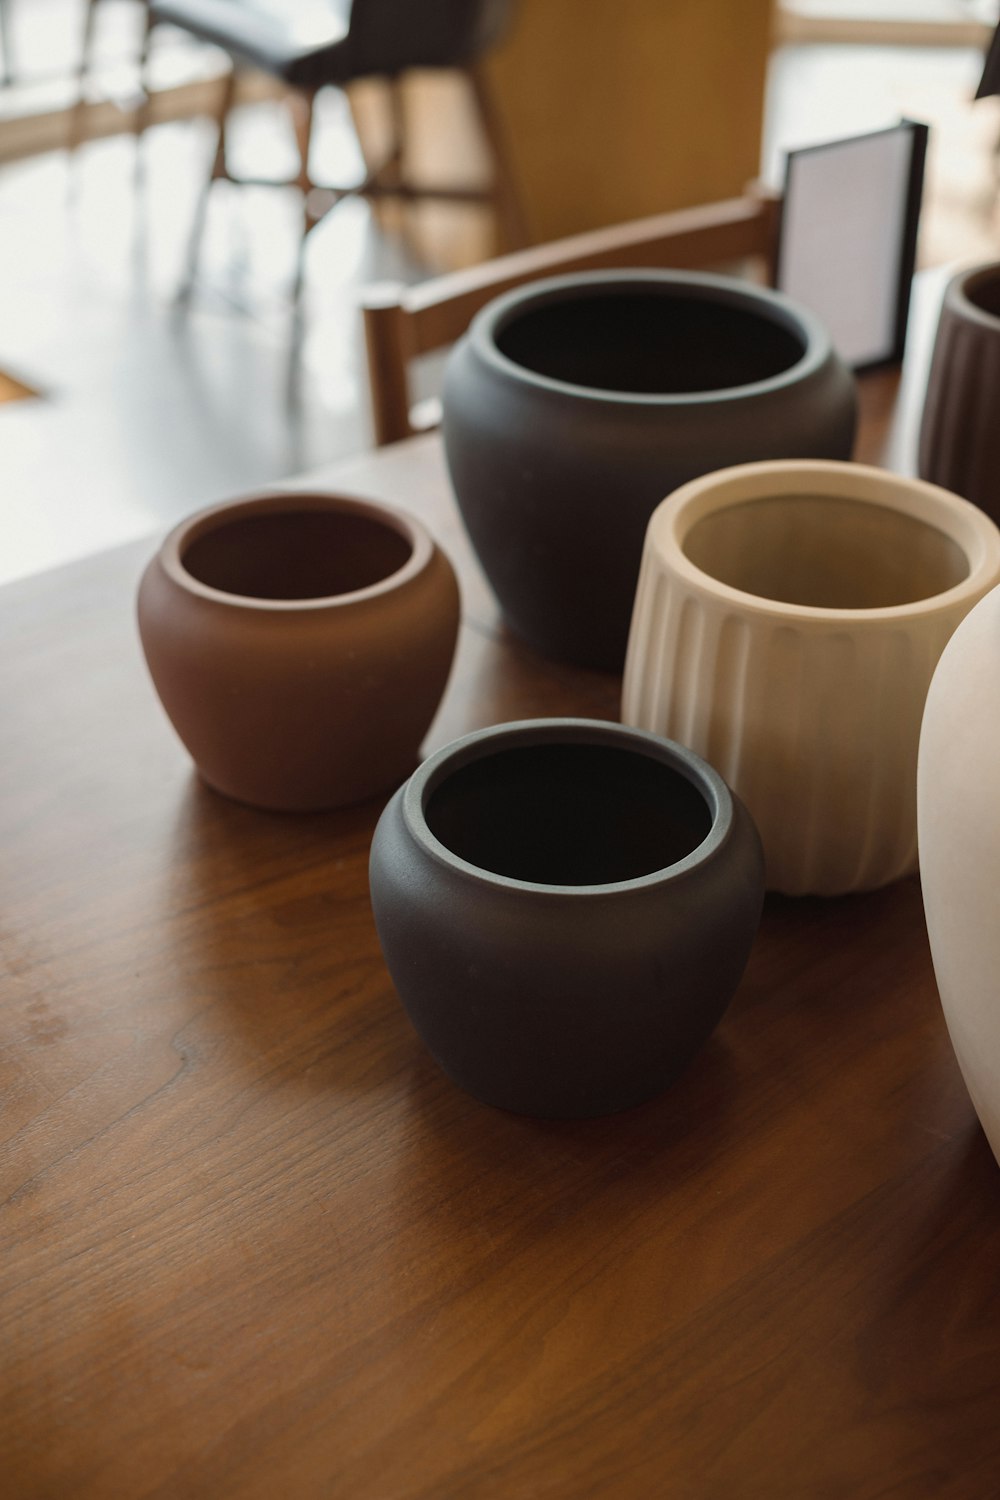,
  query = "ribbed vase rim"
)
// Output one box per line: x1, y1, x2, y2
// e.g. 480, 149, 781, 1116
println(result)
647, 458, 1000, 624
